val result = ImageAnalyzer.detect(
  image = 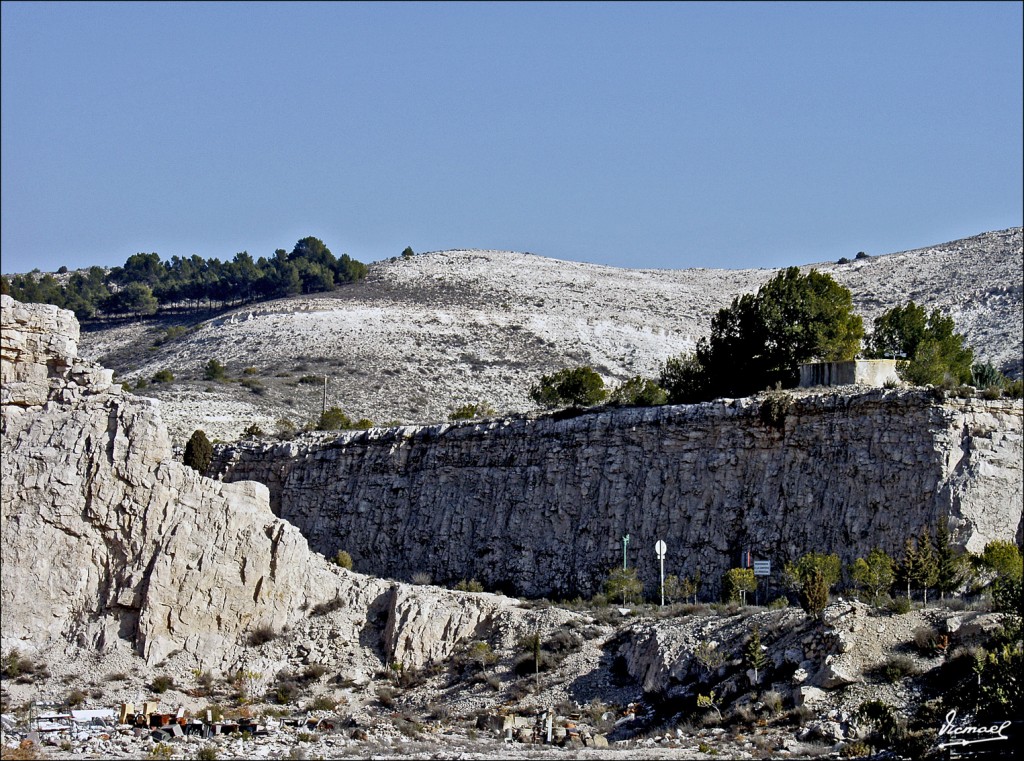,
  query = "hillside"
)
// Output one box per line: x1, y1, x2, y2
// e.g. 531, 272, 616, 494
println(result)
77, 228, 1023, 444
